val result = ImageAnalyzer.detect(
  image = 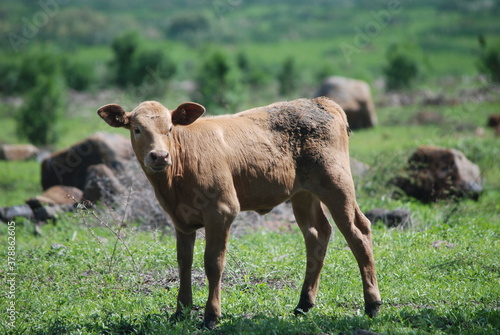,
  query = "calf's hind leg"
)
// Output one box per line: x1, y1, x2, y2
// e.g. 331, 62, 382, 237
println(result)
291, 192, 332, 314
317, 173, 382, 317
